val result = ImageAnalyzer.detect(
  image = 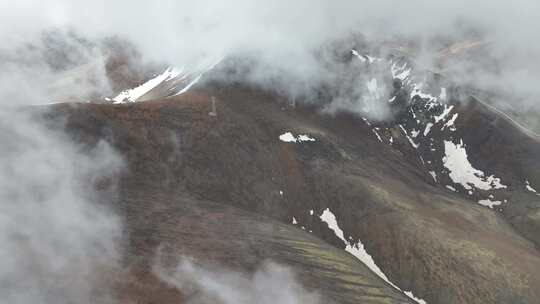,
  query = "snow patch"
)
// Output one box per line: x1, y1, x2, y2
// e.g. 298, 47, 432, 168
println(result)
443, 113, 459, 130
434, 105, 454, 124
320, 209, 392, 284
399, 125, 419, 149
298, 135, 316, 142
391, 62, 411, 81
395, 69, 411, 81
525, 180, 540, 195
173, 56, 224, 96
405, 291, 428, 304
429, 171, 437, 182
320, 208, 427, 304
424, 123, 434, 136
279, 132, 297, 143
478, 199, 503, 209
113, 67, 181, 103
443, 140, 507, 191
411, 83, 437, 102
372, 128, 383, 142
362, 117, 372, 126
351, 50, 367, 62
365, 54, 383, 64
279, 132, 316, 143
